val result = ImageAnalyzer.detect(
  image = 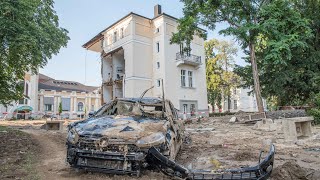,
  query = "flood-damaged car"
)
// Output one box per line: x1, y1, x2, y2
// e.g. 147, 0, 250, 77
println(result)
67, 96, 275, 179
